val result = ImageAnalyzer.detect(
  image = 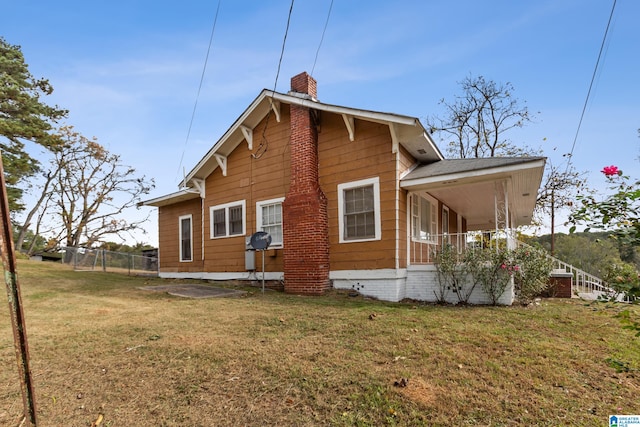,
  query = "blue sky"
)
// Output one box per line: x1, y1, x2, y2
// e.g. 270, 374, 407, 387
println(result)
2, 0, 638, 246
